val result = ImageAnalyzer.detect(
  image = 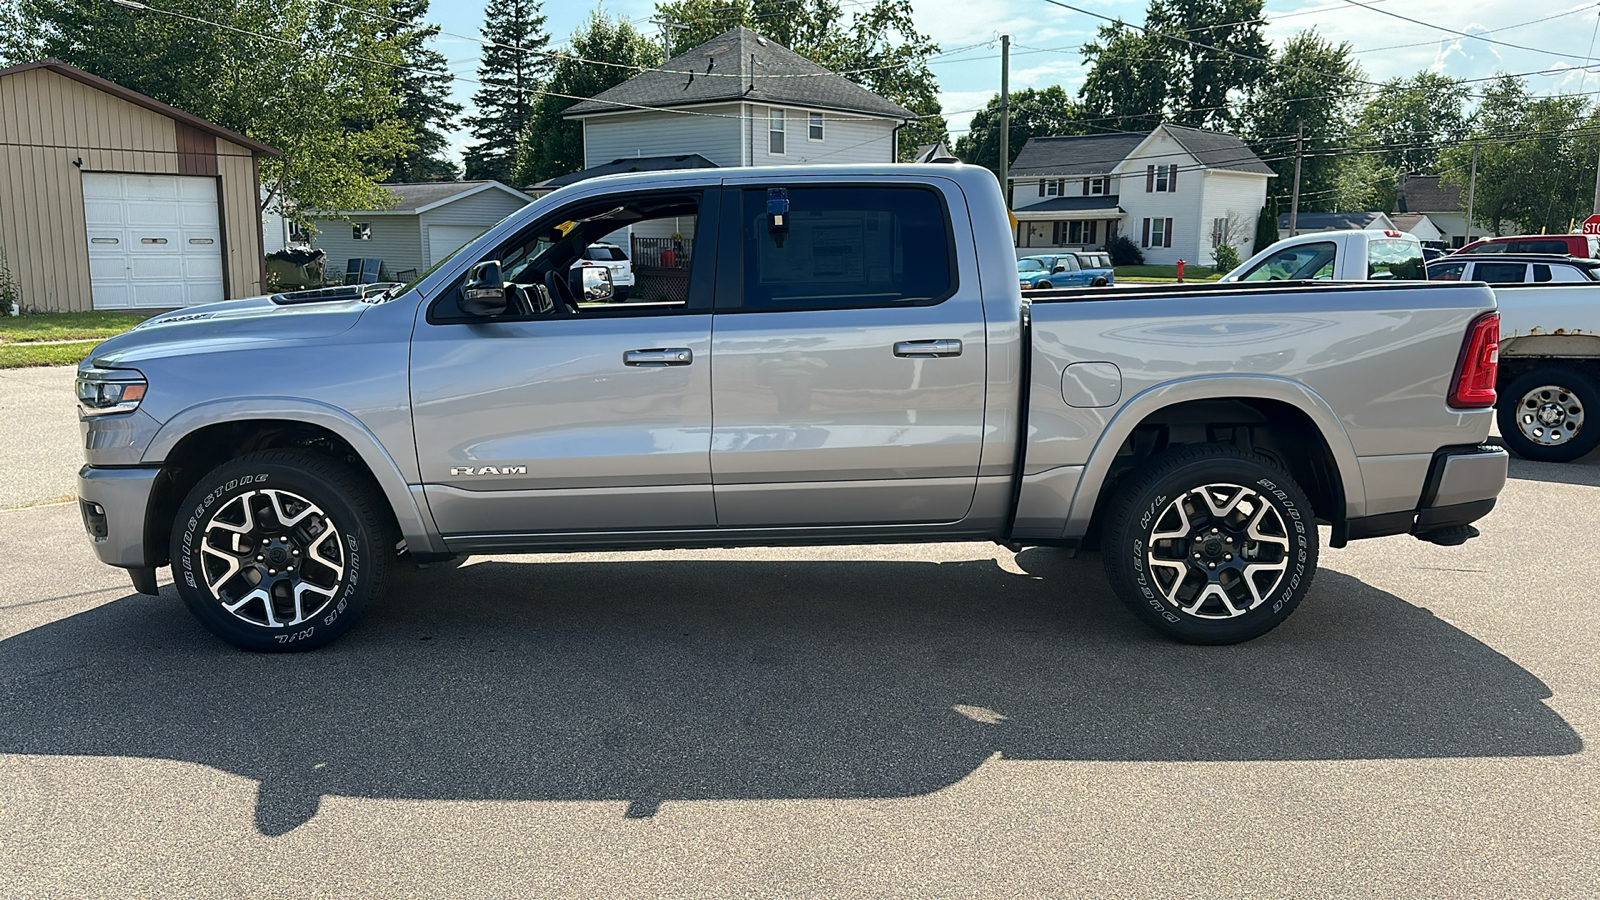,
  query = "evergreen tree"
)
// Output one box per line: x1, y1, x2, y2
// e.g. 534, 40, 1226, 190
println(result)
464, 0, 551, 183
1253, 196, 1279, 253
381, 0, 462, 182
